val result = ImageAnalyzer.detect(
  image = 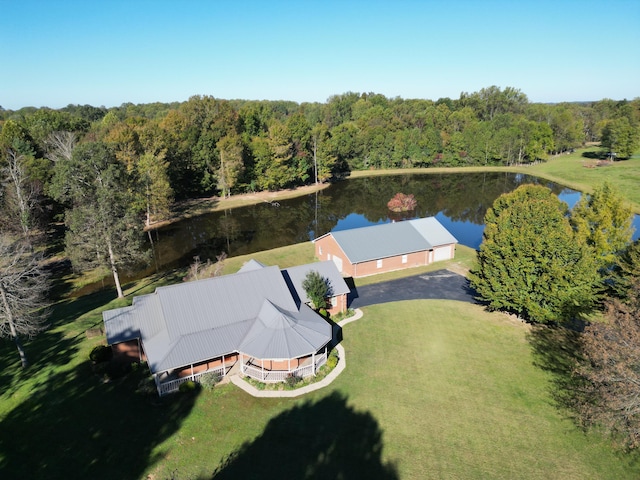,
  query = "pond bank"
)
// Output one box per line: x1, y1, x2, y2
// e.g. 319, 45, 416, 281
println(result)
145, 183, 331, 231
